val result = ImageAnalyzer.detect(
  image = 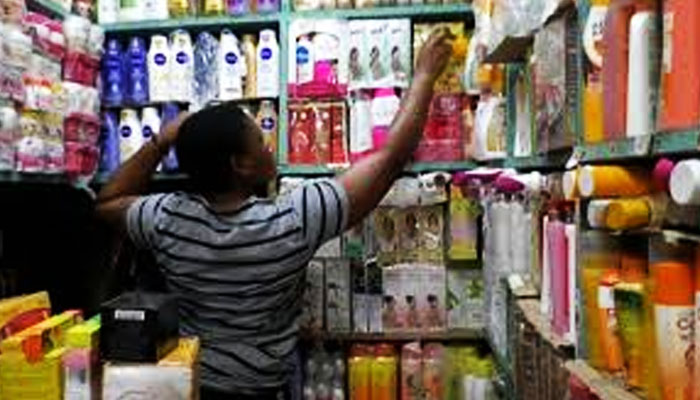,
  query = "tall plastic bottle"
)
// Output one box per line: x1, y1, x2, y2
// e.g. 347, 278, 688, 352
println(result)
626, 11, 654, 138
161, 103, 181, 172
228, 0, 250, 15
99, 111, 120, 173
143, 0, 169, 20
169, 30, 194, 102
168, 0, 195, 17
141, 107, 161, 143
241, 34, 257, 98
256, 100, 277, 155
256, 29, 279, 98
118, 109, 144, 164
102, 39, 124, 106
296, 34, 314, 85
257, 0, 279, 13
148, 34, 171, 103
125, 37, 149, 105
219, 30, 245, 101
